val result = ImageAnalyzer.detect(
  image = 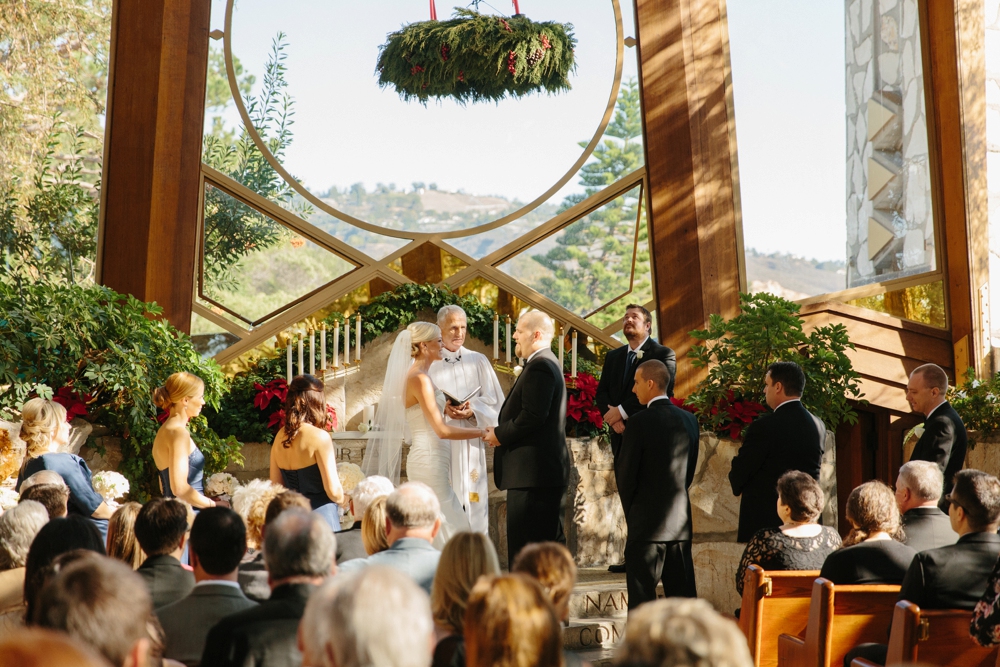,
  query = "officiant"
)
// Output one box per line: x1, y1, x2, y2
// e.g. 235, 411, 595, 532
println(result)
428, 305, 505, 534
